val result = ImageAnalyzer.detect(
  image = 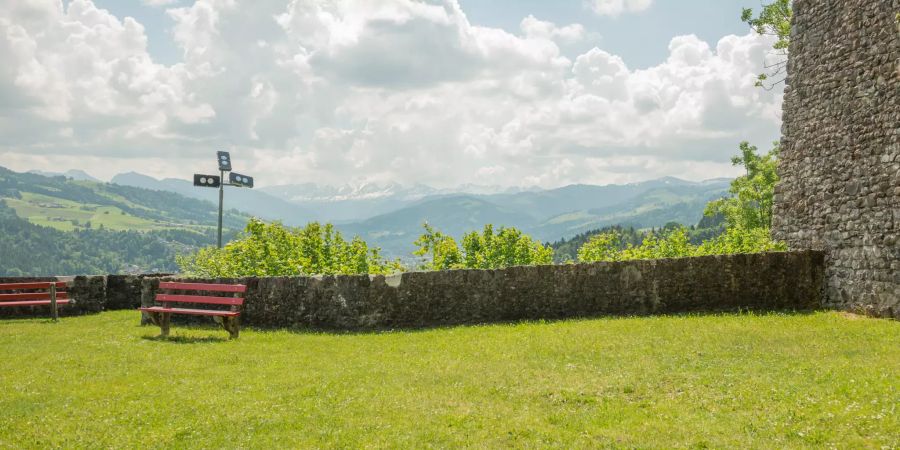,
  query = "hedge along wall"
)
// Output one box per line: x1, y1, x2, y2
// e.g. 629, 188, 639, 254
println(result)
139, 251, 826, 330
